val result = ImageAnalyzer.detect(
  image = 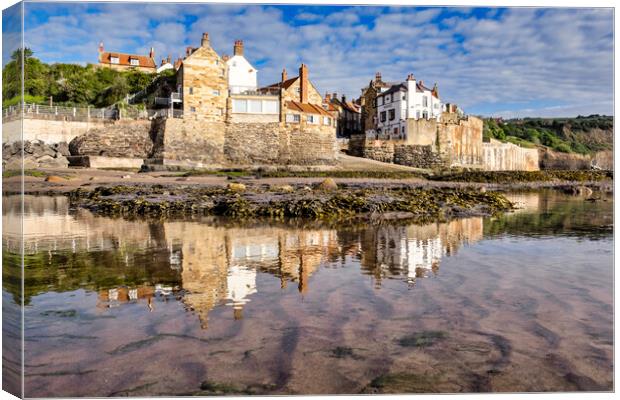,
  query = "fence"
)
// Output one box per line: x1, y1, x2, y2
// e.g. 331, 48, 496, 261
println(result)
2, 103, 183, 122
